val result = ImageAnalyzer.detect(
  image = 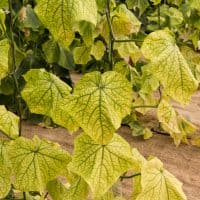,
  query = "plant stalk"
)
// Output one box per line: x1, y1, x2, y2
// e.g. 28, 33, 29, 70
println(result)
8, 0, 23, 136
120, 173, 141, 179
